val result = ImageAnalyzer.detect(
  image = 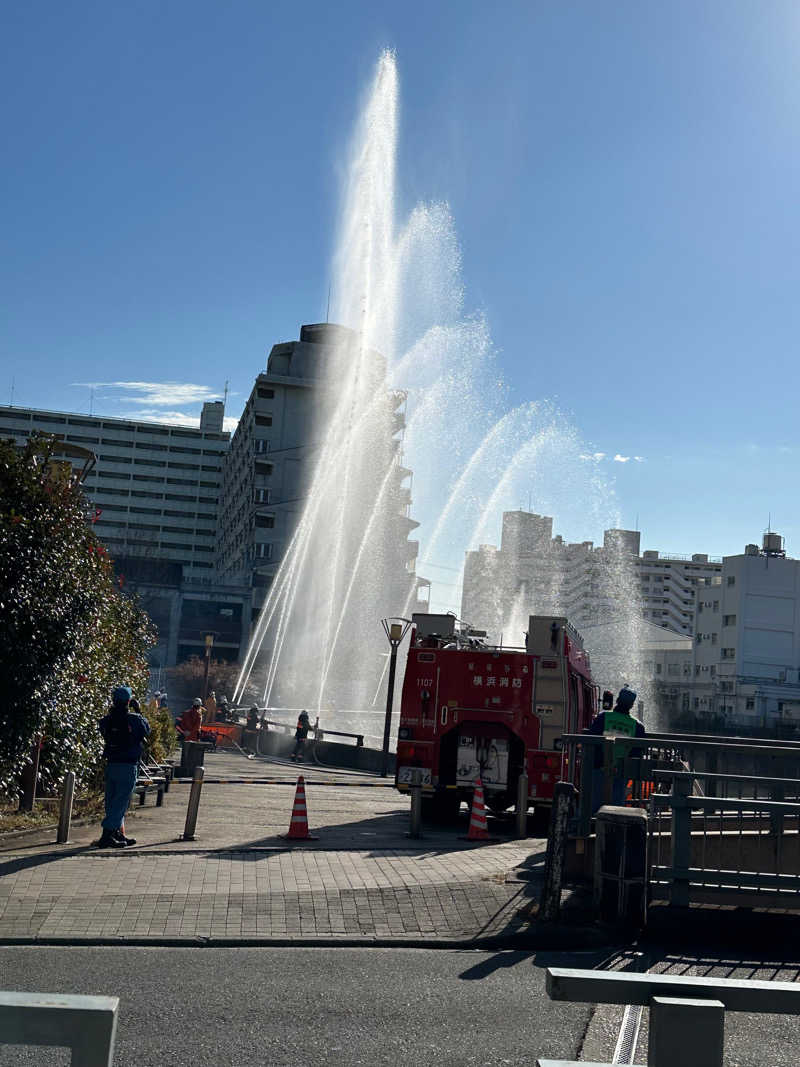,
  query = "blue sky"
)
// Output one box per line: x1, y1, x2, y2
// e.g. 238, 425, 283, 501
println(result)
3, 1, 799, 561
